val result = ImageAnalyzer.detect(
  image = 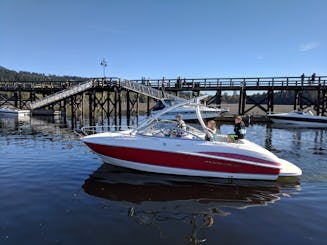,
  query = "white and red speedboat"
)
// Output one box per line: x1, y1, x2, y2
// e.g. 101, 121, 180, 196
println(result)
82, 96, 302, 180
